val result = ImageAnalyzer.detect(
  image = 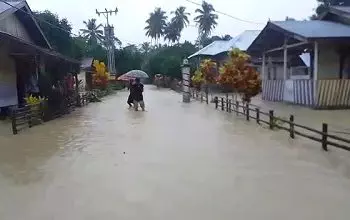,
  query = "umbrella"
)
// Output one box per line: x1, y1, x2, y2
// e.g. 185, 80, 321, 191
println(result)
118, 70, 149, 80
